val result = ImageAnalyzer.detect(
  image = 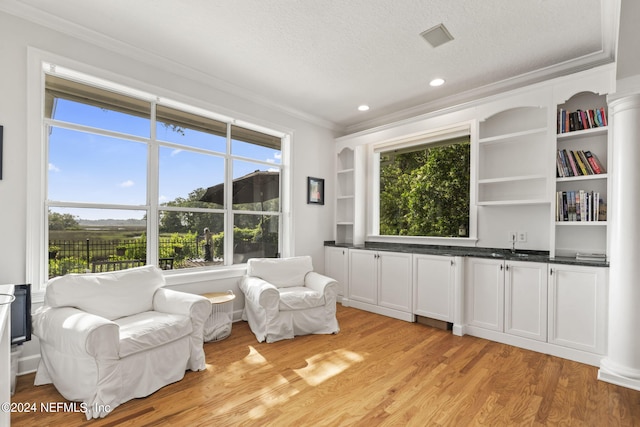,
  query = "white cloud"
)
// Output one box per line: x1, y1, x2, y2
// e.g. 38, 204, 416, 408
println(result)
171, 149, 183, 156
274, 152, 282, 160
159, 195, 168, 202
49, 163, 60, 172
120, 180, 134, 188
